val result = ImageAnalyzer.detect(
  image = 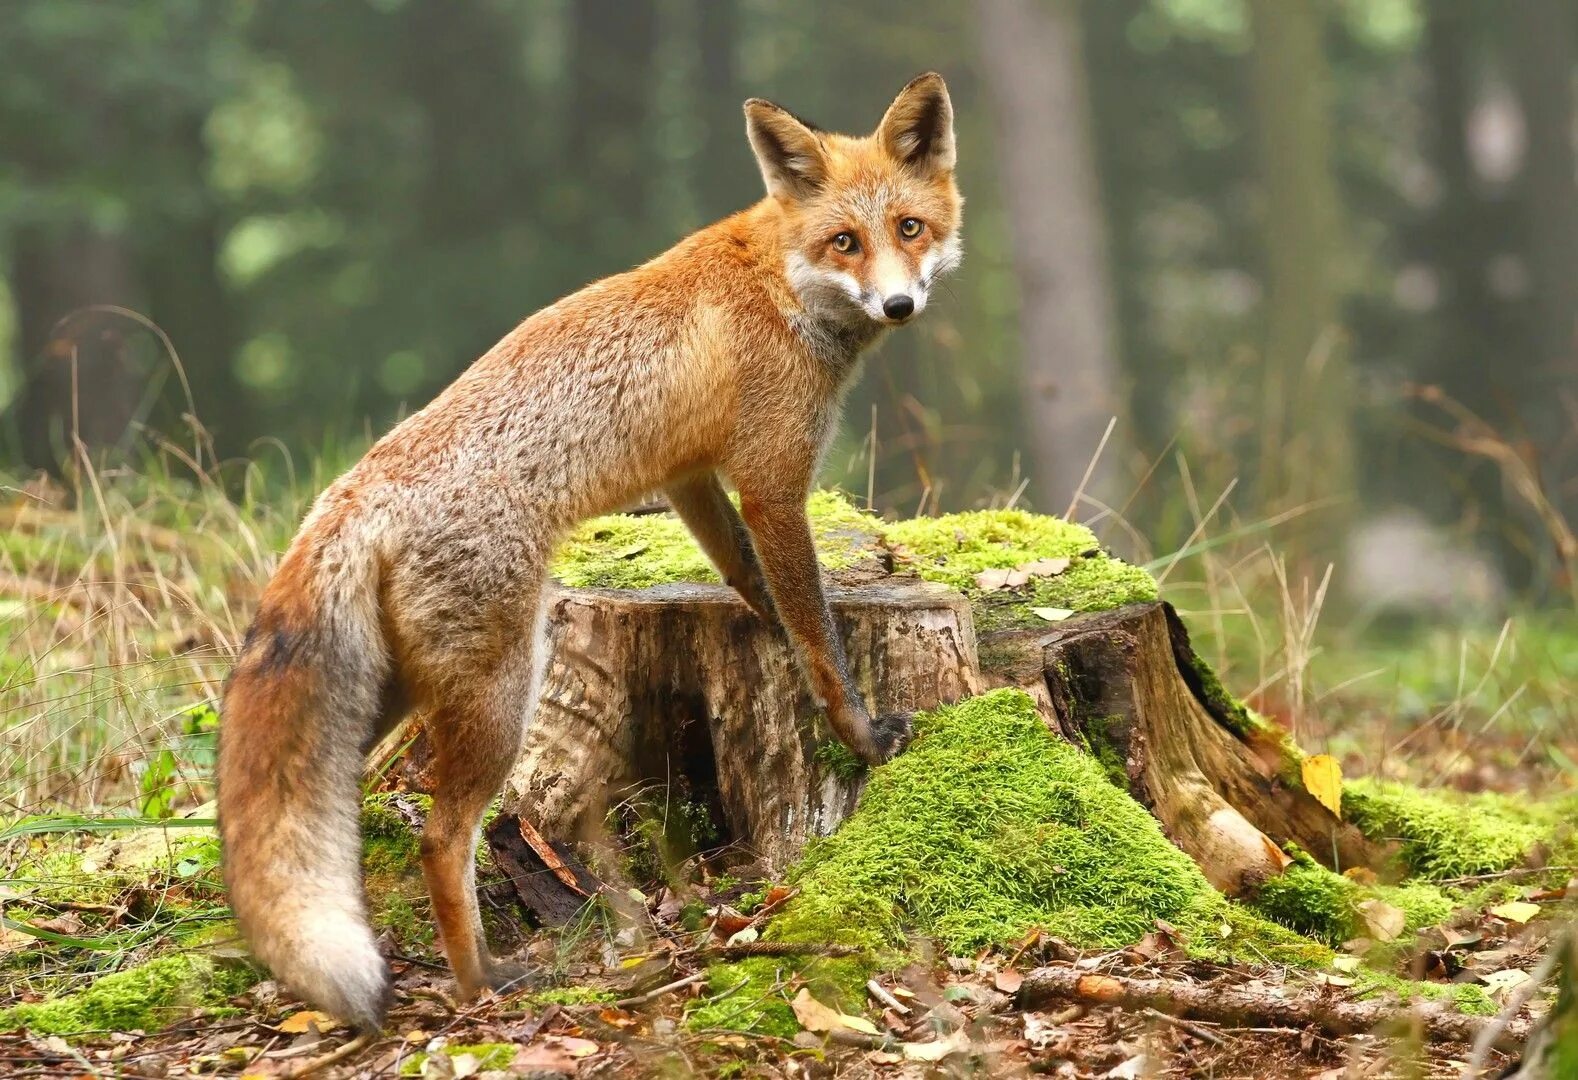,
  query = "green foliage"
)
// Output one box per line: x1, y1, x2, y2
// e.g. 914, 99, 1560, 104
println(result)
0, 953, 255, 1036
813, 739, 866, 782
1342, 780, 1577, 879
529, 986, 617, 1007
399, 1044, 517, 1076
1249, 849, 1455, 946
